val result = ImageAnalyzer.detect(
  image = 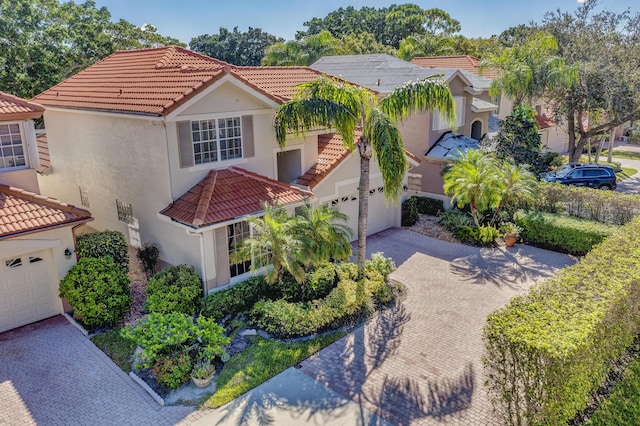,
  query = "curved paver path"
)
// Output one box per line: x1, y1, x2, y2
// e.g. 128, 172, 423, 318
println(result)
299, 229, 575, 426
